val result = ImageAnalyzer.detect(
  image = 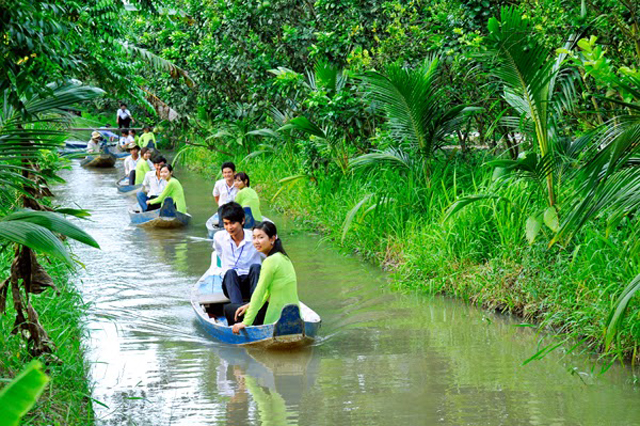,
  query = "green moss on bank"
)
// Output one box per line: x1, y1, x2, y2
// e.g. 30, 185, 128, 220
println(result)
0, 250, 93, 425
183, 147, 639, 361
